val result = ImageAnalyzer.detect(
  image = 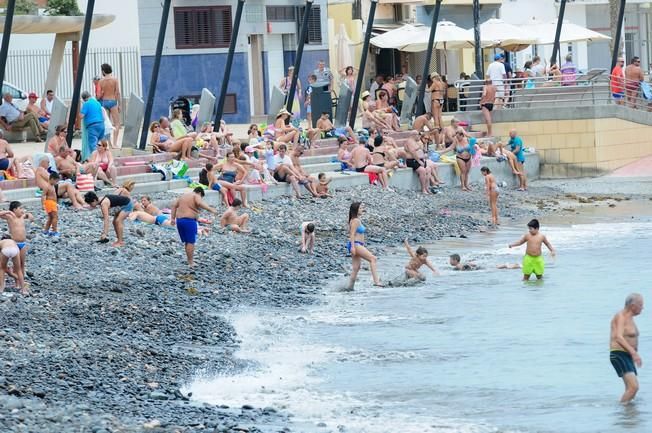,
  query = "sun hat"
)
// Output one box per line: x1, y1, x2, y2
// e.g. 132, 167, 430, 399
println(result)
244, 146, 255, 153
276, 108, 291, 118
361, 90, 370, 99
